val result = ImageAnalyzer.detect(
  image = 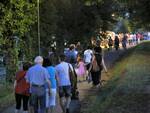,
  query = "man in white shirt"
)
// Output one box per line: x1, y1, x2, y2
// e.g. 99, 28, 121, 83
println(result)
84, 46, 93, 70
55, 54, 74, 113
